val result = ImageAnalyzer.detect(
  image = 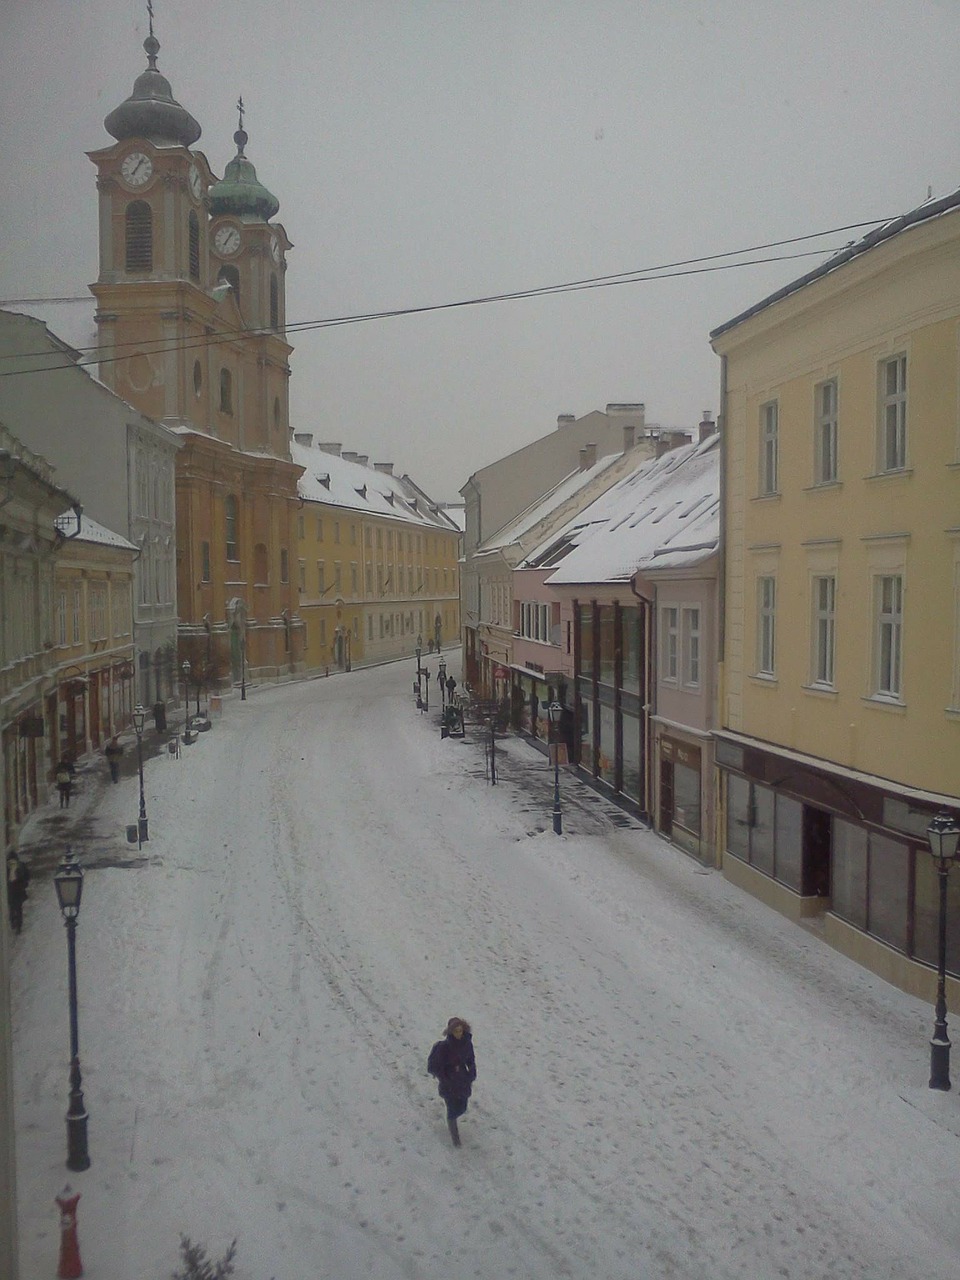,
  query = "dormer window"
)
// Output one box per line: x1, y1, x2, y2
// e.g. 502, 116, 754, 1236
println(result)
355, 485, 367, 500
